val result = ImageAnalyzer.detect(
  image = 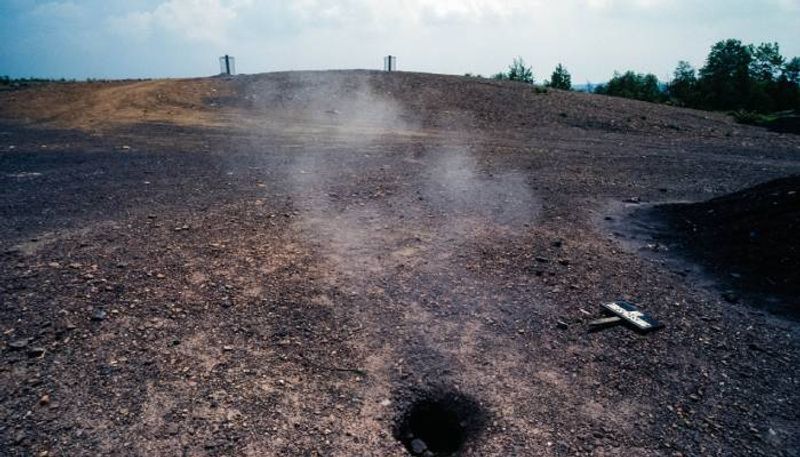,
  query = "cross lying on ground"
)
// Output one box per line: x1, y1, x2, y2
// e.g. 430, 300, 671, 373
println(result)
589, 300, 664, 333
